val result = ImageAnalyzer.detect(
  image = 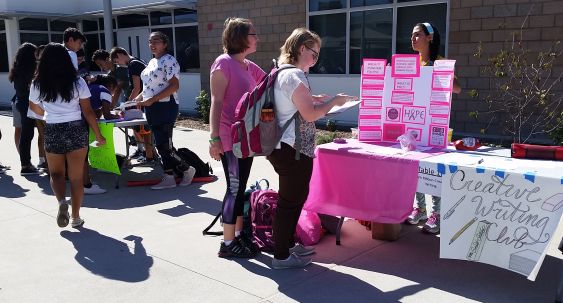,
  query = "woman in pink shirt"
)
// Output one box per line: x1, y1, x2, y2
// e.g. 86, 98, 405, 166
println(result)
209, 17, 266, 258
